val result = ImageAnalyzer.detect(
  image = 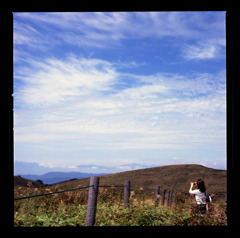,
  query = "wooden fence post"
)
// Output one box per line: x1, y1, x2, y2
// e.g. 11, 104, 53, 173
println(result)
85, 176, 99, 226
124, 180, 131, 208
167, 190, 171, 206
155, 185, 160, 207
174, 192, 177, 205
161, 189, 166, 206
